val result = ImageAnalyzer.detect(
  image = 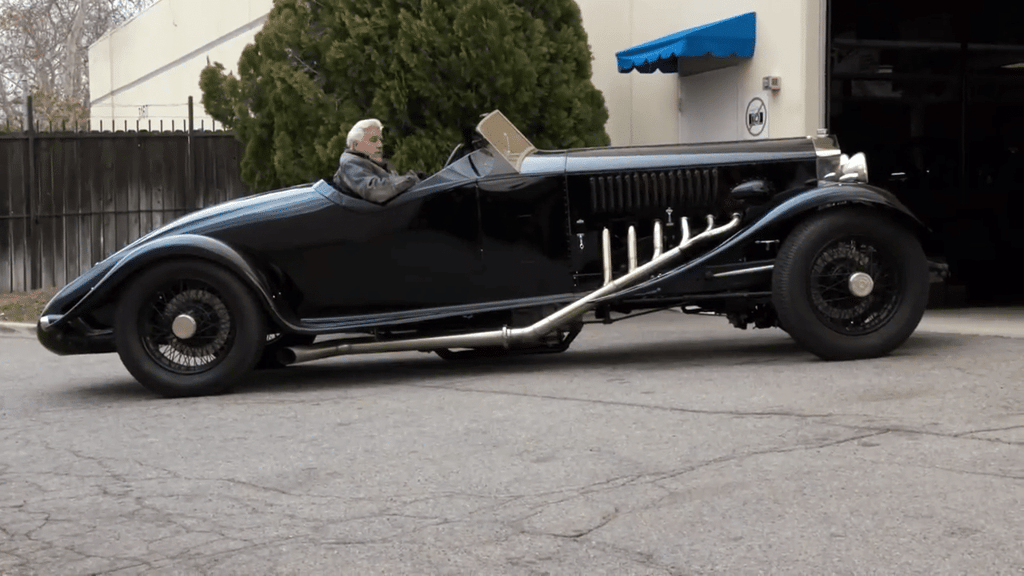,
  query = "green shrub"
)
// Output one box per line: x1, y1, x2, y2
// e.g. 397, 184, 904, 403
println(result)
200, 0, 610, 190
